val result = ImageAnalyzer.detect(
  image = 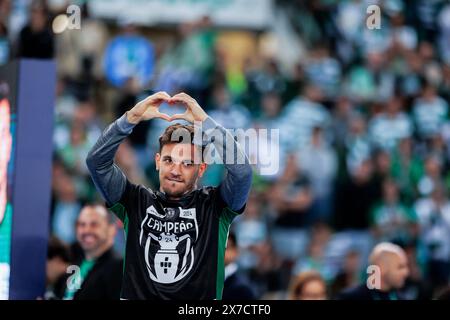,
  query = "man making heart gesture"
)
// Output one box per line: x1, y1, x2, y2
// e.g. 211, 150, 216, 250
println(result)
86, 91, 252, 300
